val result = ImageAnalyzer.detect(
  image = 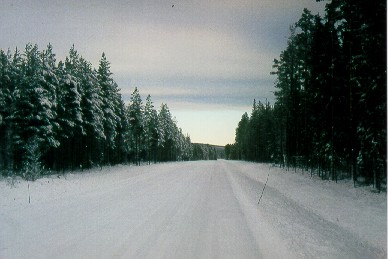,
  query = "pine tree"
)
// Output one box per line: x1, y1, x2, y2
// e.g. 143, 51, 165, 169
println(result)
114, 98, 129, 164
0, 49, 14, 172
183, 135, 193, 161
56, 46, 85, 170
98, 52, 120, 164
143, 95, 159, 164
39, 43, 61, 169
235, 112, 249, 160
158, 103, 175, 161
128, 87, 144, 165
78, 57, 105, 168
11, 44, 59, 175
